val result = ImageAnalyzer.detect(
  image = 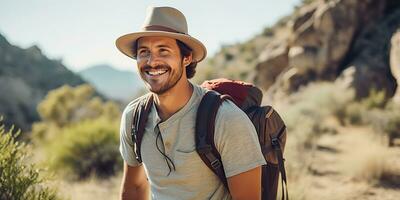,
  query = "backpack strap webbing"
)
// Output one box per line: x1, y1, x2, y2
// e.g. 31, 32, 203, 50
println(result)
271, 125, 289, 200
195, 90, 232, 190
131, 94, 154, 163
